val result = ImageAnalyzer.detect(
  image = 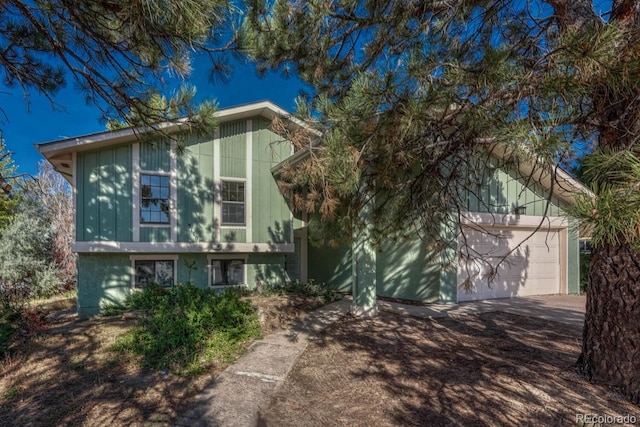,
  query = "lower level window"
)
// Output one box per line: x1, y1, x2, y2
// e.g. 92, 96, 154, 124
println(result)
211, 259, 245, 286
135, 260, 175, 288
